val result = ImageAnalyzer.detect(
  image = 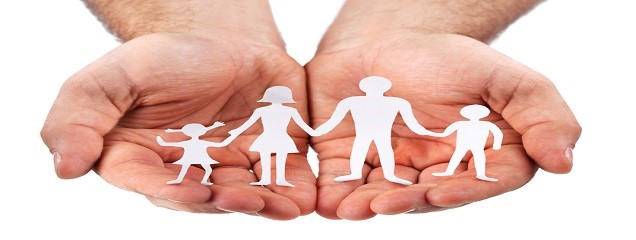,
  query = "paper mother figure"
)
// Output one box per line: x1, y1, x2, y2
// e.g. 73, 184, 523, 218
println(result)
225, 86, 317, 187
